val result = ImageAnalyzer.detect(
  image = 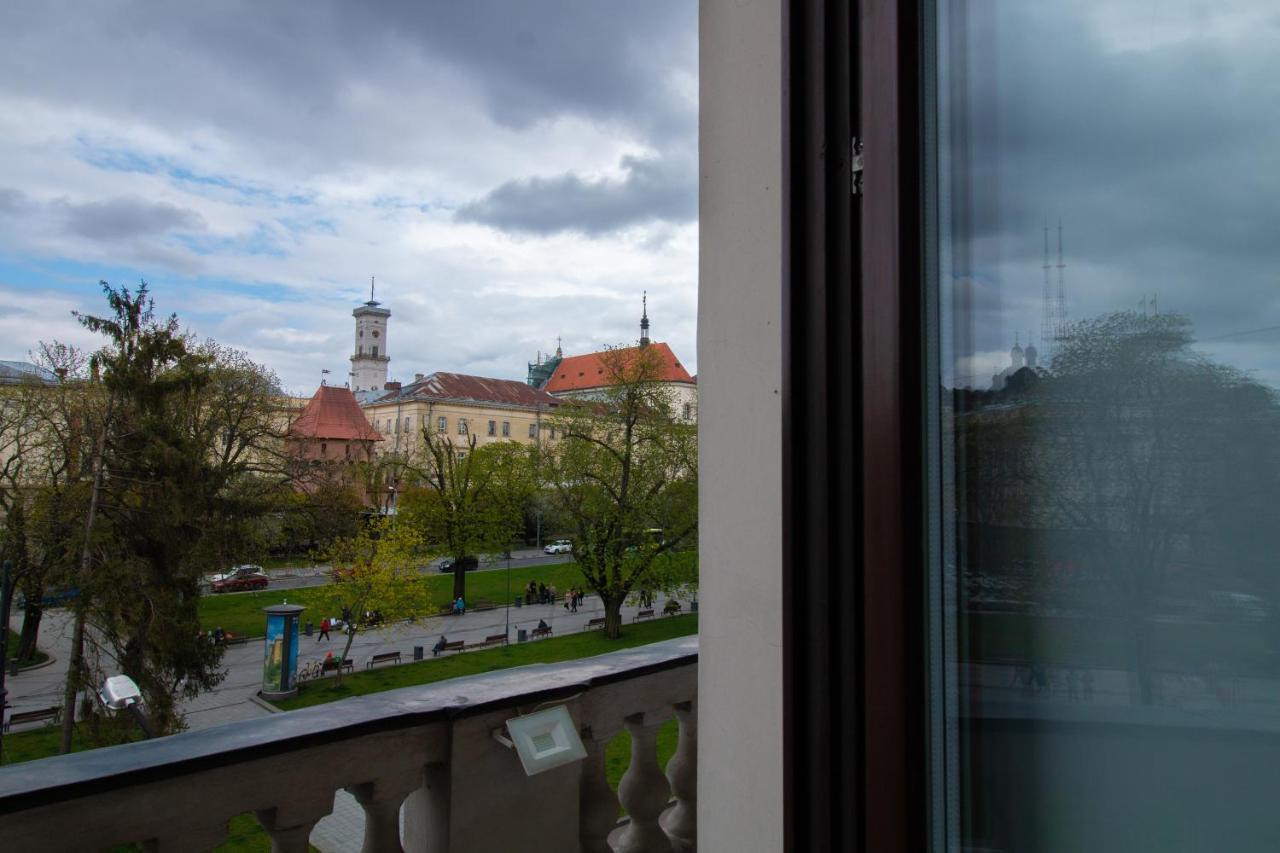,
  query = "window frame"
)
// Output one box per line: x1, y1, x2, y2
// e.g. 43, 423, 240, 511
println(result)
781, 1, 926, 850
